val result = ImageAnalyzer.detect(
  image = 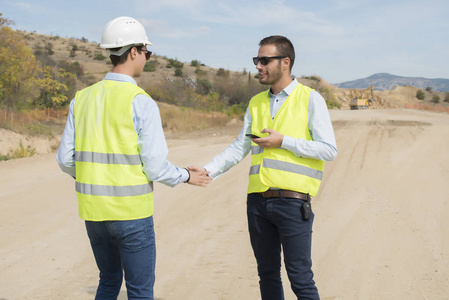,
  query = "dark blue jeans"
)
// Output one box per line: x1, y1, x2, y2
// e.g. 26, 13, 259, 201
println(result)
85, 216, 156, 300
247, 193, 320, 300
